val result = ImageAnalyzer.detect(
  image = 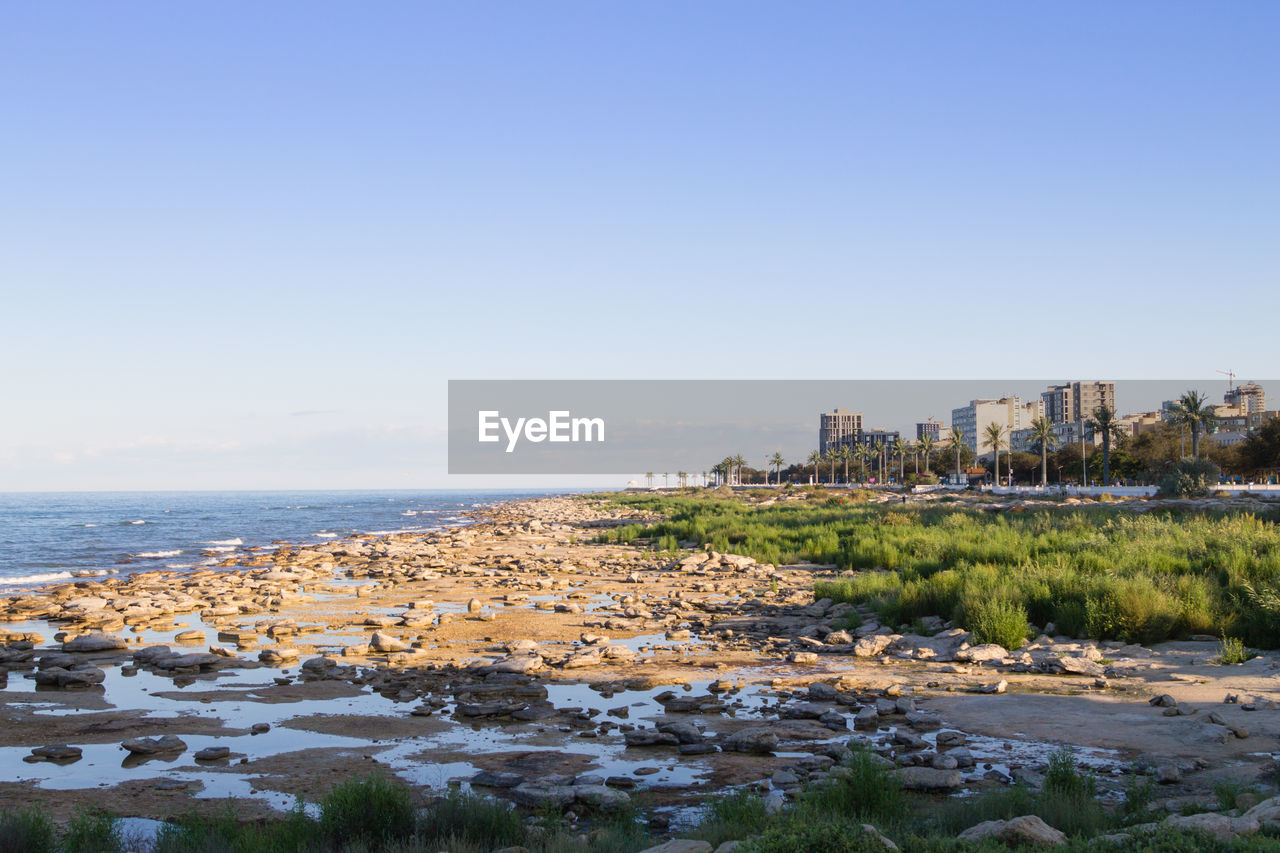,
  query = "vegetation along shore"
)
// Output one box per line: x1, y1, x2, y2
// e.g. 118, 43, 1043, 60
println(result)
3, 487, 1280, 851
